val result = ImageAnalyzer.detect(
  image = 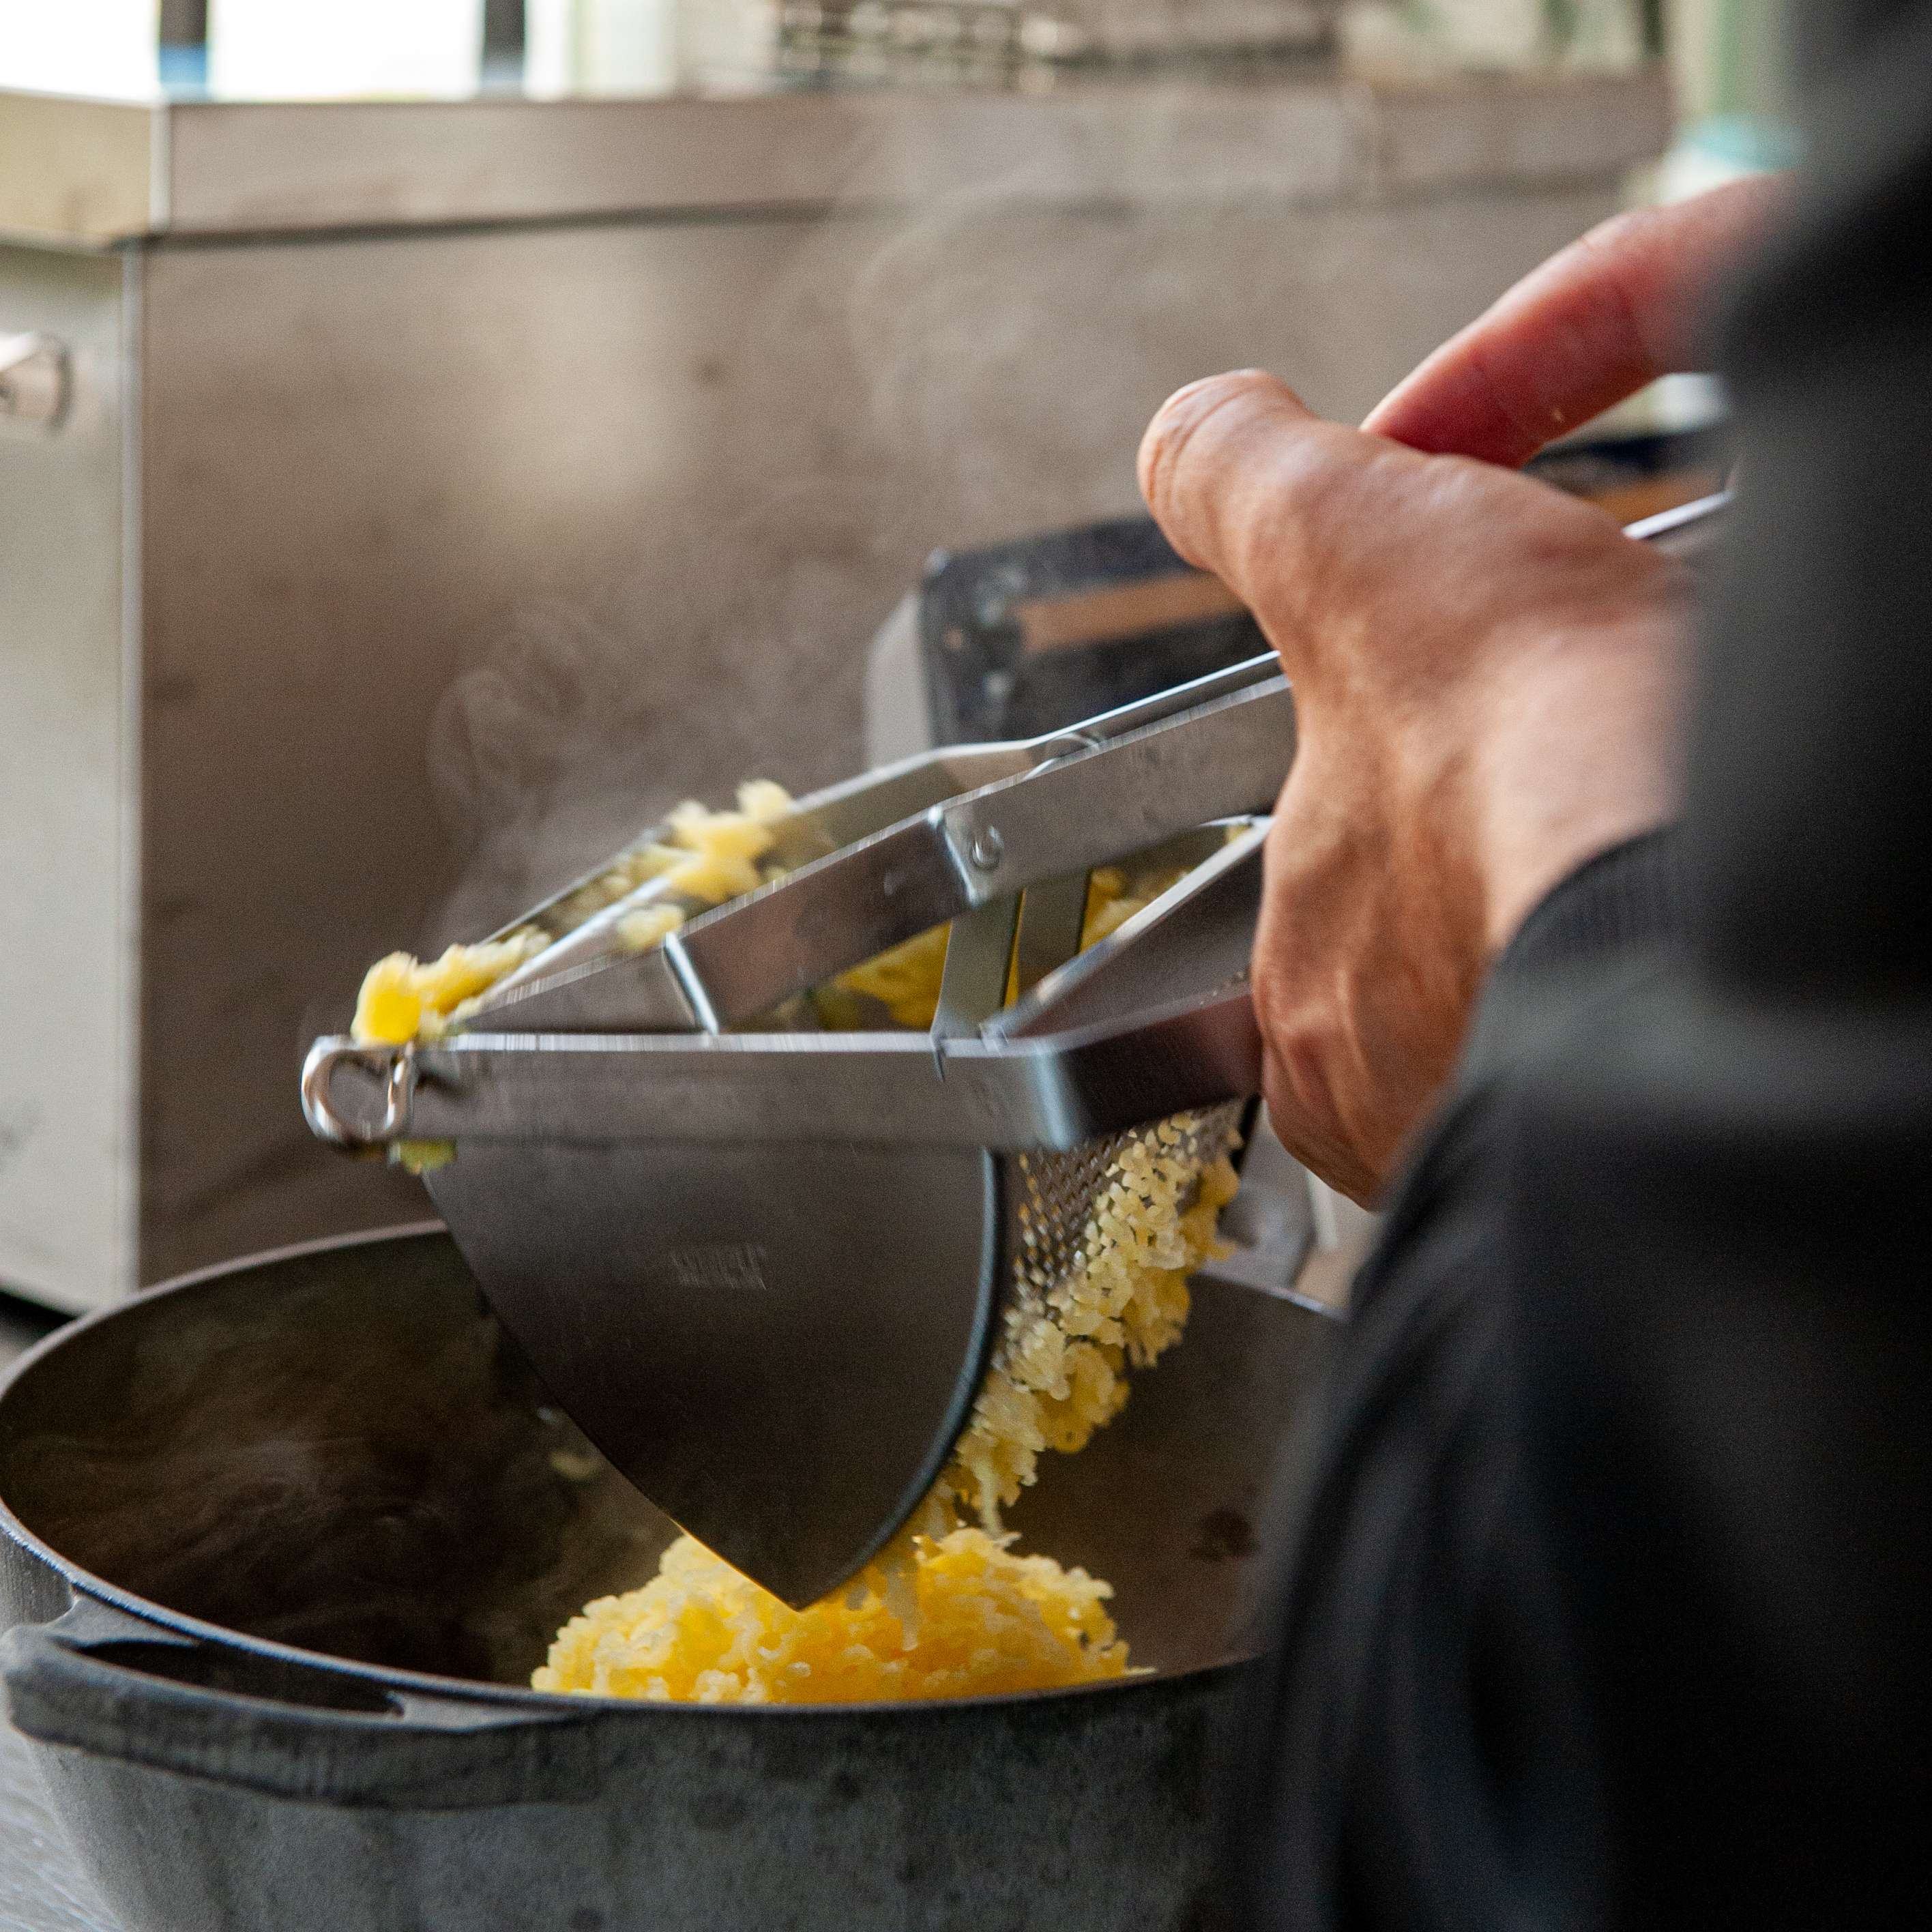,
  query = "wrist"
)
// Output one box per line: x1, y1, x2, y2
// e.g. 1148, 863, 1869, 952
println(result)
1471, 605, 1686, 955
